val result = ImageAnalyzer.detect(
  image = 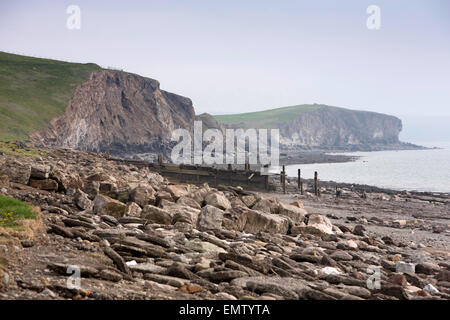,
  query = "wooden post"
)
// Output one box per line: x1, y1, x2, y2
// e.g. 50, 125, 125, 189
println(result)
314, 171, 318, 196
282, 165, 286, 194
297, 169, 302, 193
228, 164, 232, 171
157, 154, 163, 165
248, 163, 251, 171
